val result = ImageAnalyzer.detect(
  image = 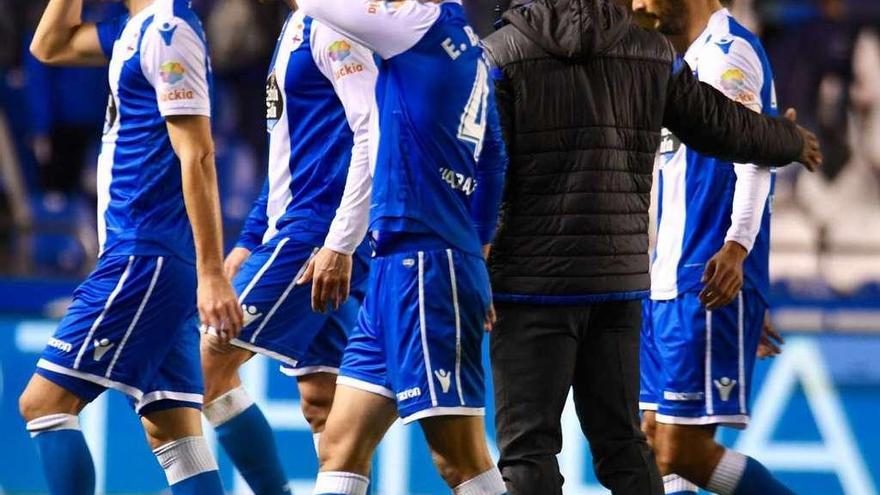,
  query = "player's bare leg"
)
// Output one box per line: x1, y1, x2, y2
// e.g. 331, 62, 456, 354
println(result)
19, 375, 94, 495
142, 407, 223, 493
641, 410, 658, 449
297, 372, 337, 452
420, 415, 503, 491
201, 337, 291, 494
652, 421, 794, 495
317, 384, 398, 476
